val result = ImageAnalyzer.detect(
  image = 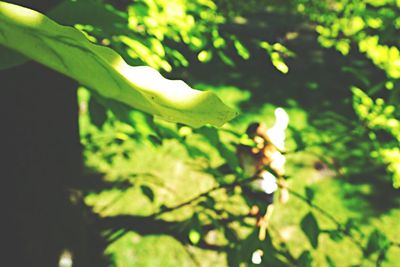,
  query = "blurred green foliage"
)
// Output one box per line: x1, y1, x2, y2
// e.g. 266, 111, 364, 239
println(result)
50, 0, 400, 266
